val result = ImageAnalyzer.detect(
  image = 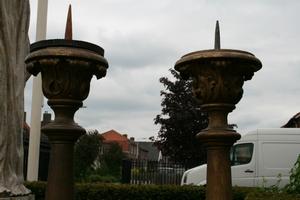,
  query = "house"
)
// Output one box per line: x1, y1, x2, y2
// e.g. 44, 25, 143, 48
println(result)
135, 141, 160, 161
129, 137, 148, 160
100, 129, 148, 160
